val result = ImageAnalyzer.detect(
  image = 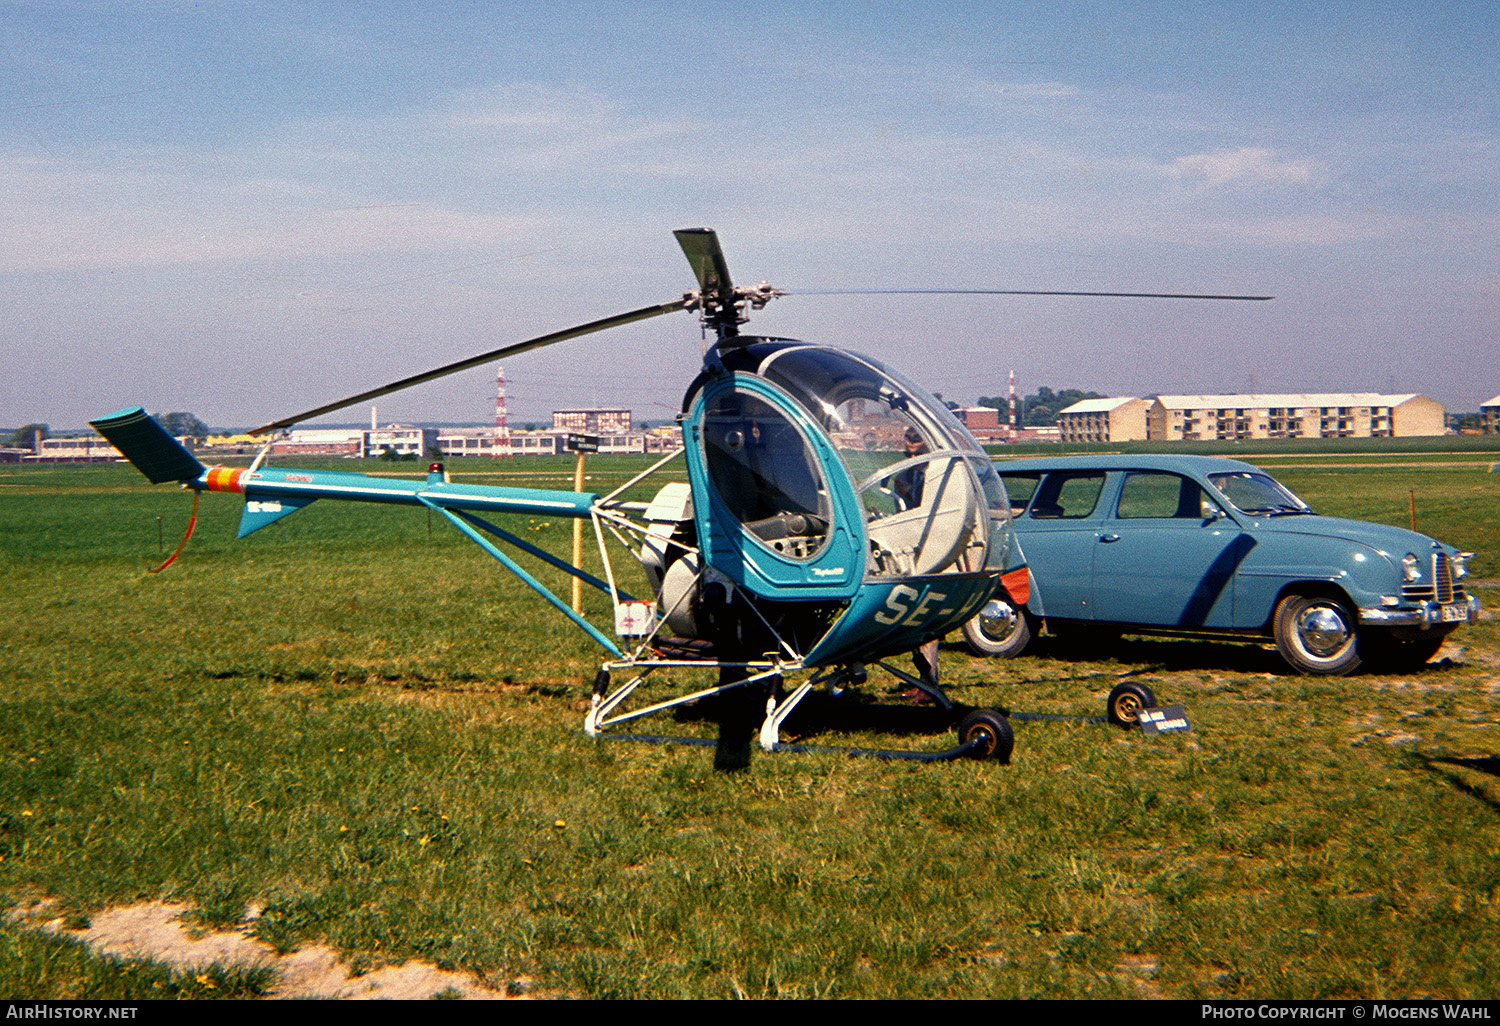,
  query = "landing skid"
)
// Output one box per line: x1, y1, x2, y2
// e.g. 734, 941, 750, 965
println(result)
598, 730, 997, 764
584, 658, 1014, 764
